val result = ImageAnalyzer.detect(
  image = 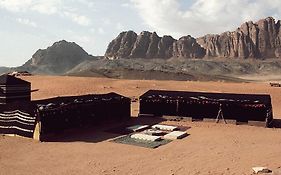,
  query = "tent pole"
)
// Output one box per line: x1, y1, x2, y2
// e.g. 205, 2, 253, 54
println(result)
216, 104, 226, 124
